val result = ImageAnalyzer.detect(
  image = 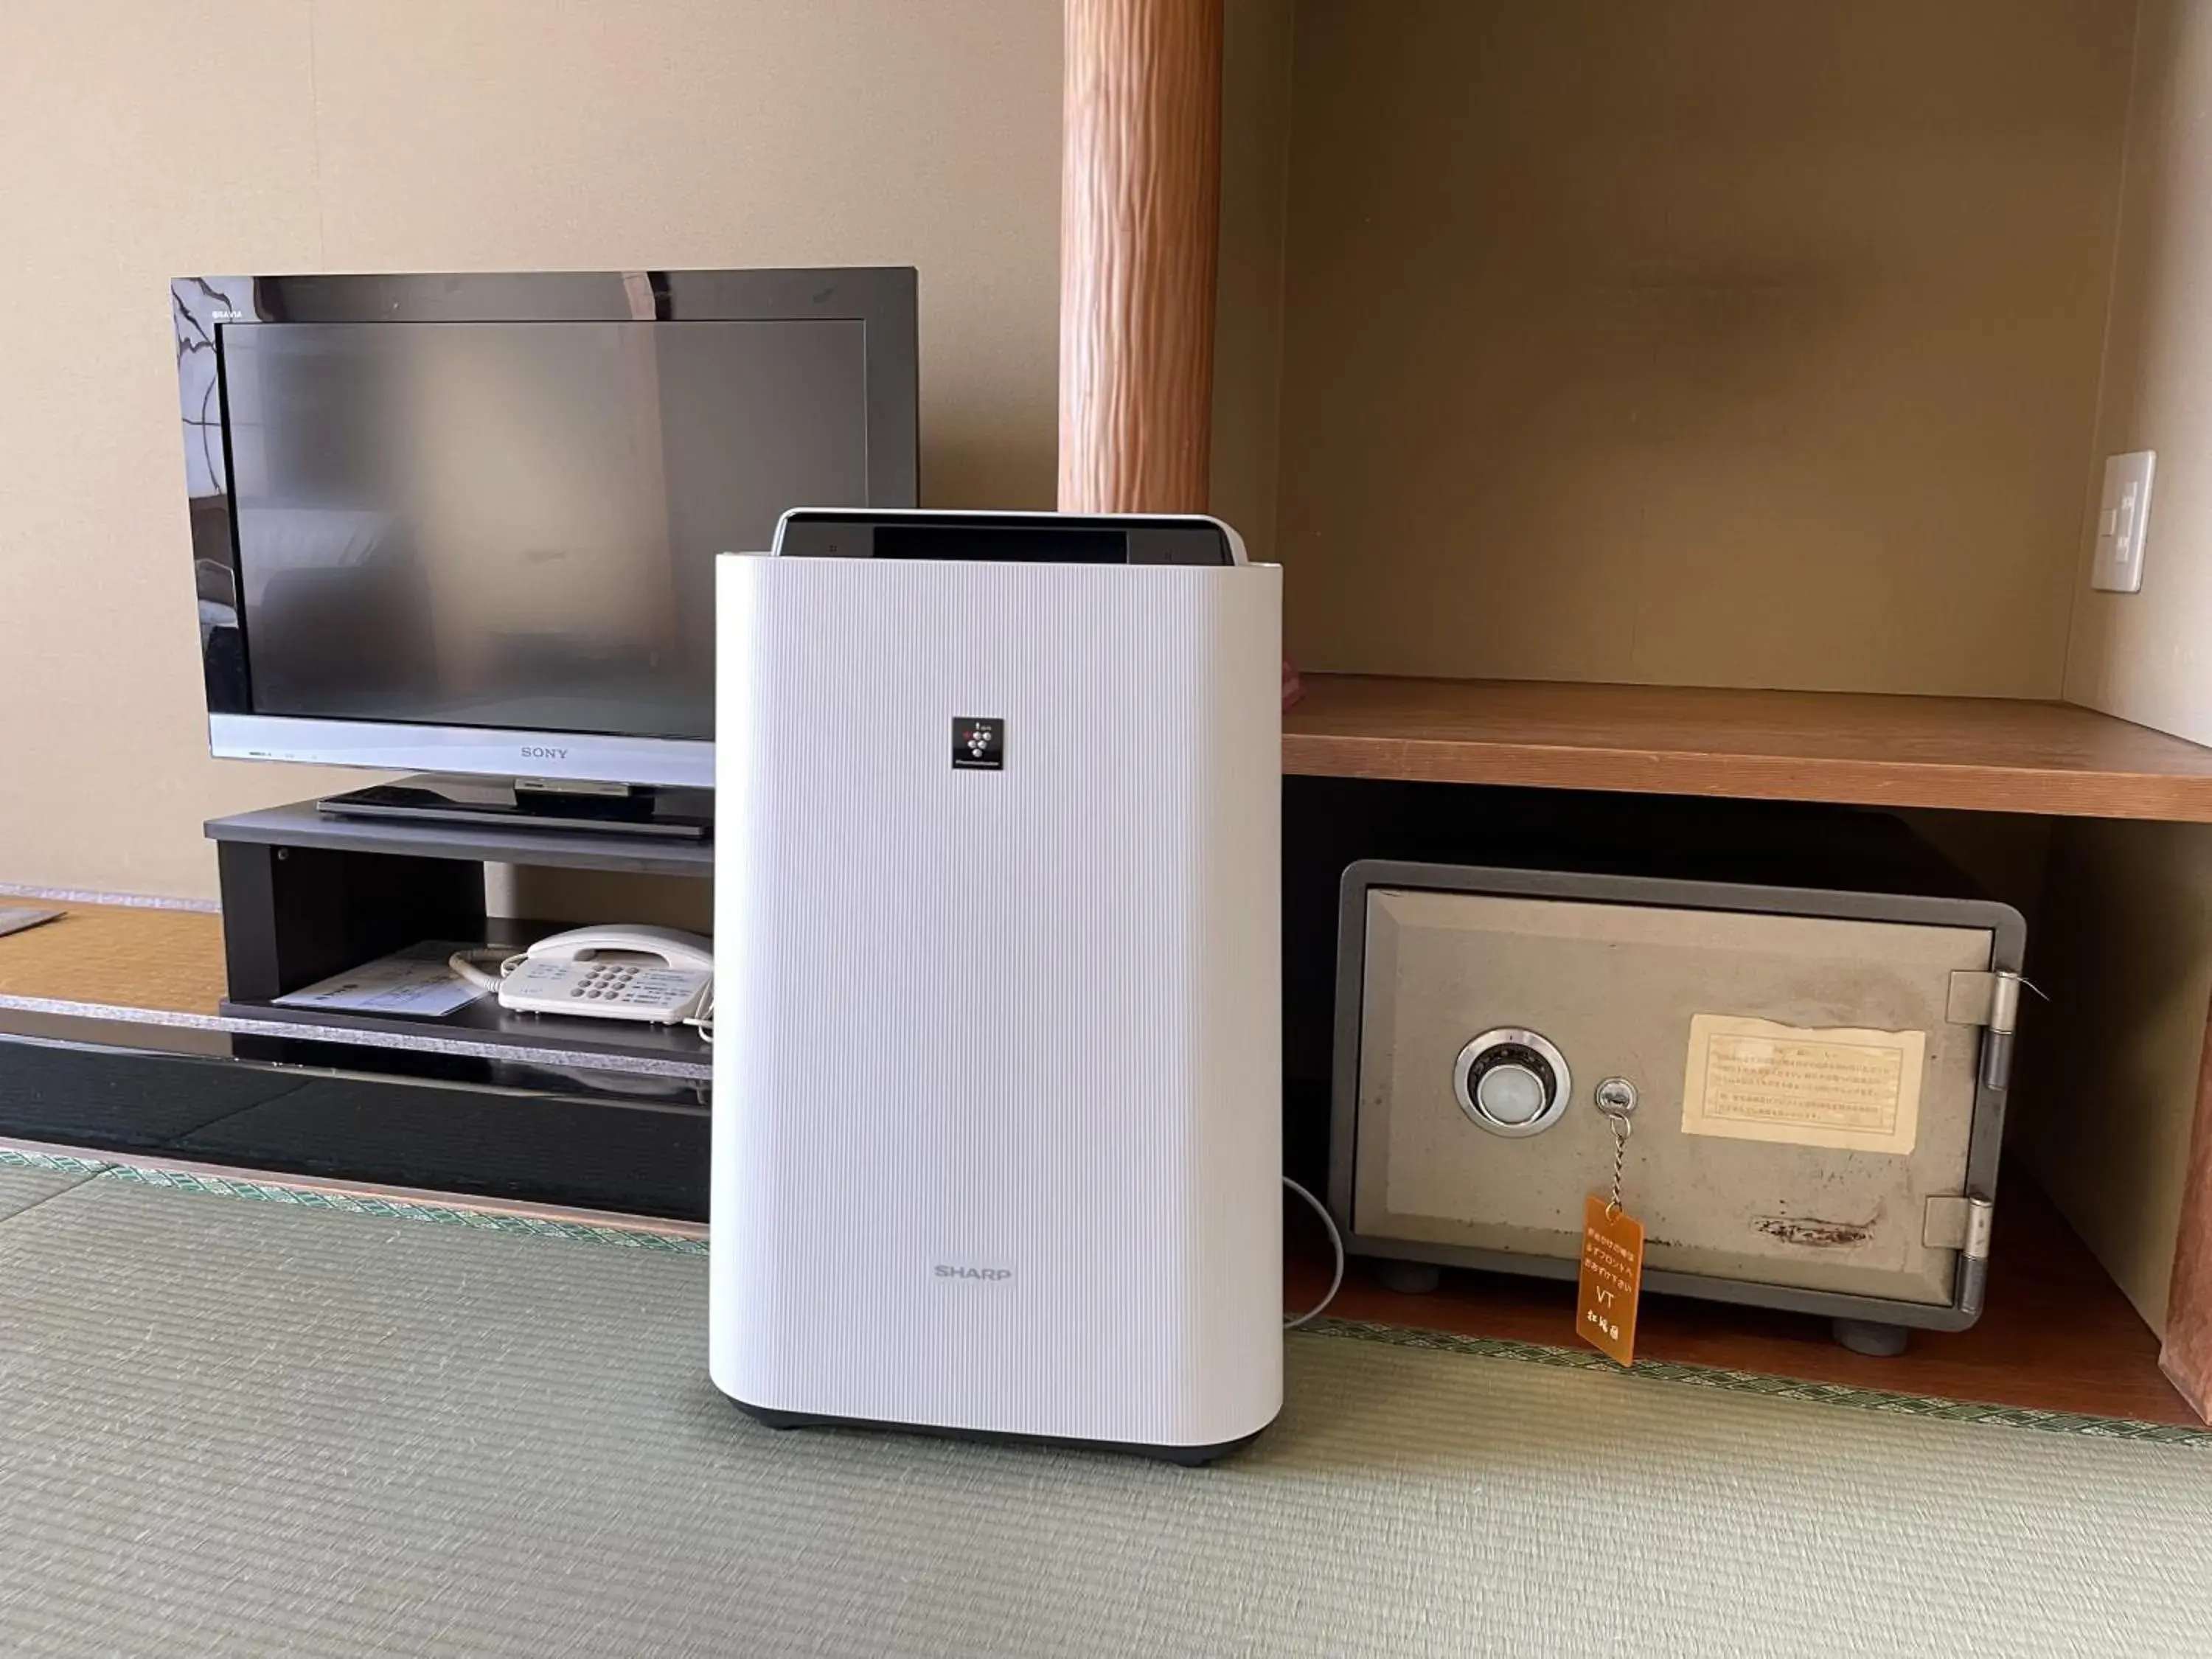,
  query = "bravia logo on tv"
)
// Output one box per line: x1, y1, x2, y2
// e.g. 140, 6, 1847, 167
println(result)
935, 1265, 1013, 1281
520, 745, 568, 760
